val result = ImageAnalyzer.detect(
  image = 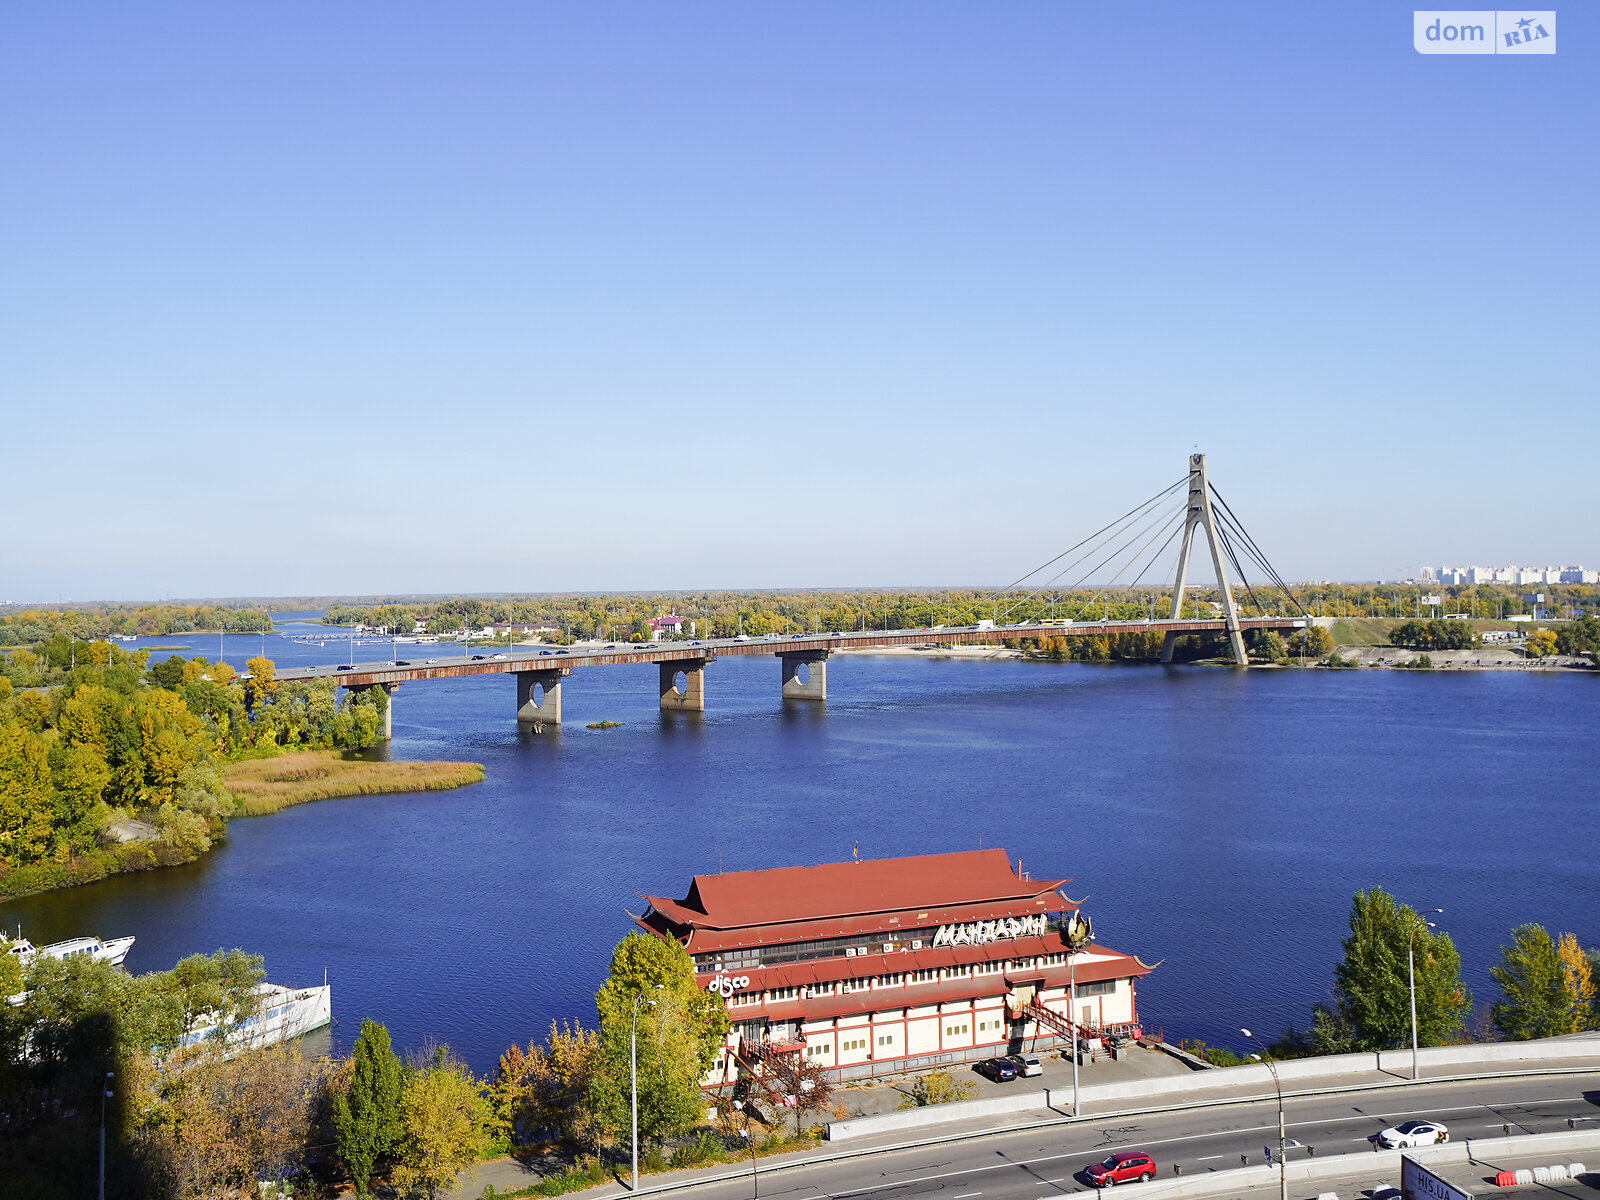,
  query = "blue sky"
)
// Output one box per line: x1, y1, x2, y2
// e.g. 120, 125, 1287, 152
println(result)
3, 4, 1594, 601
